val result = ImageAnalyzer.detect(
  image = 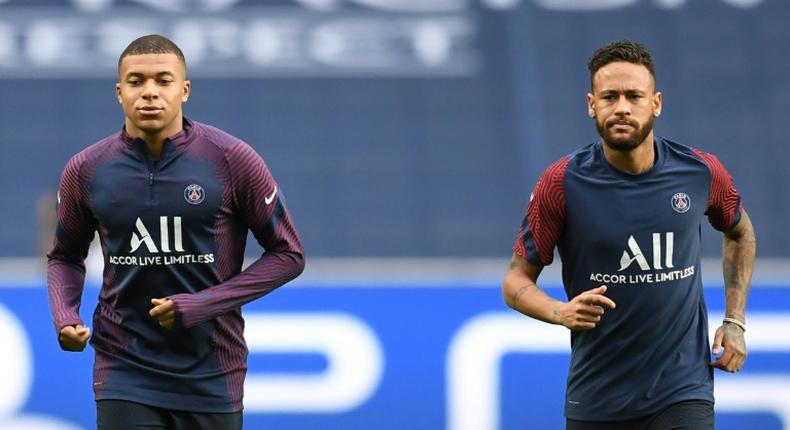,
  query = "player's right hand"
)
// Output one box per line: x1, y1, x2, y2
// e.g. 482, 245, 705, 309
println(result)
559, 285, 616, 330
58, 324, 90, 352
